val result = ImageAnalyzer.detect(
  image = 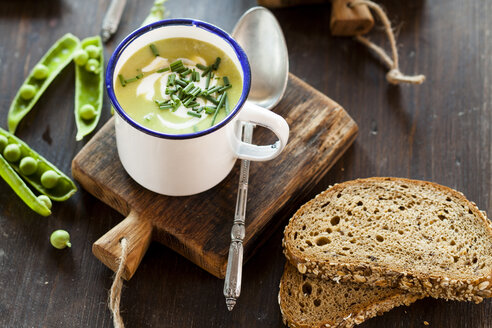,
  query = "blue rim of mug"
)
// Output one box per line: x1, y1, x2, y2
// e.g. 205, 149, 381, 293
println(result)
106, 18, 251, 140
